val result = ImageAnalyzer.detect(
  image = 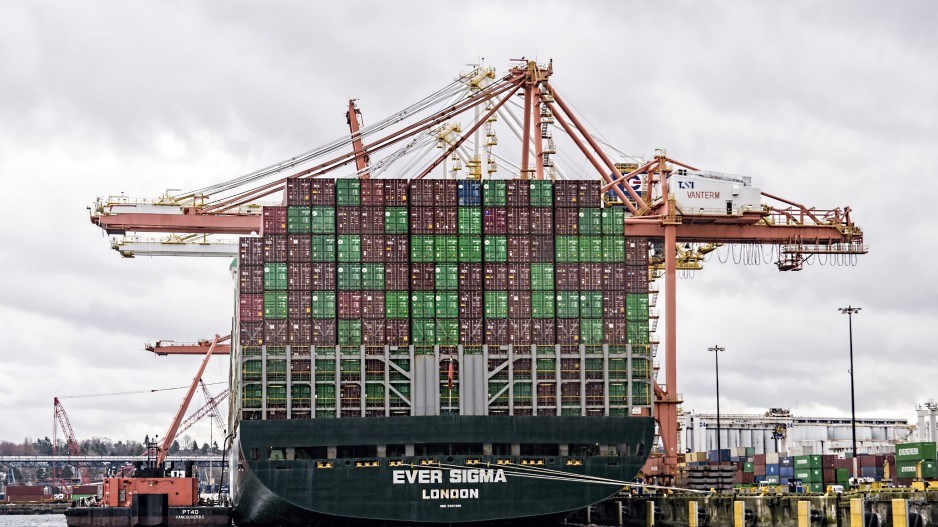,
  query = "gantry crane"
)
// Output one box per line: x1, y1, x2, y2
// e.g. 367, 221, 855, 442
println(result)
53, 397, 91, 485
172, 380, 228, 441
88, 60, 866, 481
